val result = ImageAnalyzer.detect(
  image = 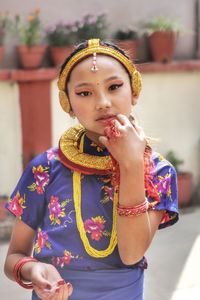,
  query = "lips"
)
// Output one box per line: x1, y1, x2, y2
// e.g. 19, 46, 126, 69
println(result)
96, 115, 116, 121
